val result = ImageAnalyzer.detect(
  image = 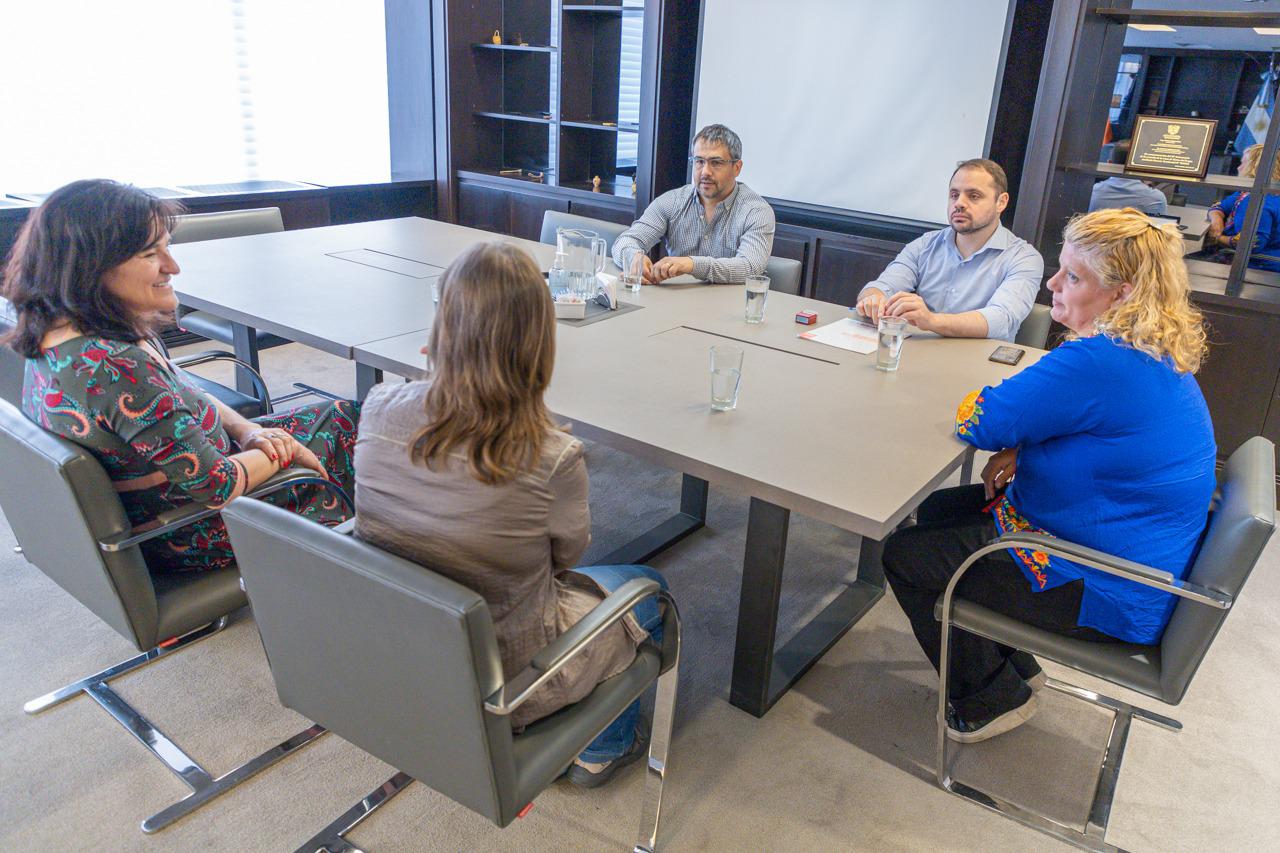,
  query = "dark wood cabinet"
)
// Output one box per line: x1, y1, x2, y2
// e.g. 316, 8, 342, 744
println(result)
458, 180, 569, 240
809, 235, 902, 306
